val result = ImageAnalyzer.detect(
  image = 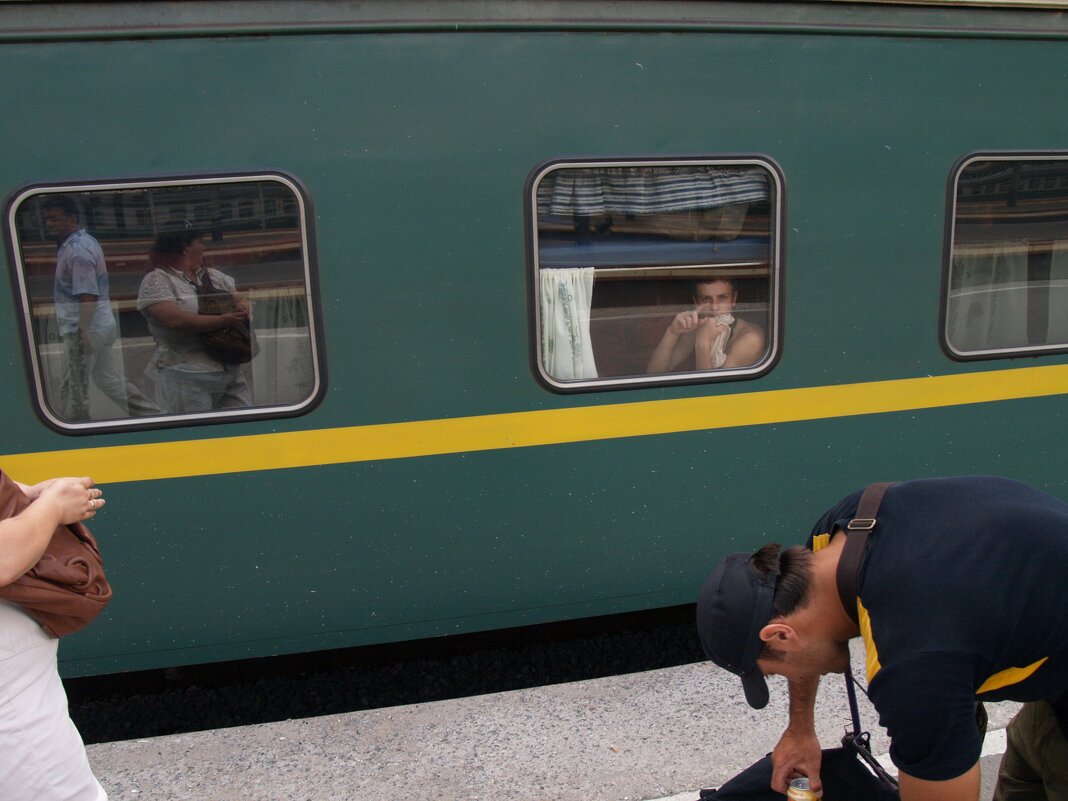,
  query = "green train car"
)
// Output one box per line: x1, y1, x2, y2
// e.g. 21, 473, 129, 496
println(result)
2, 0, 1067, 677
